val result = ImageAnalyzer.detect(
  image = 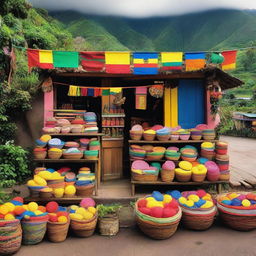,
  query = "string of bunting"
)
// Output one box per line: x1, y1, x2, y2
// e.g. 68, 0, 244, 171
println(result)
22, 46, 256, 74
